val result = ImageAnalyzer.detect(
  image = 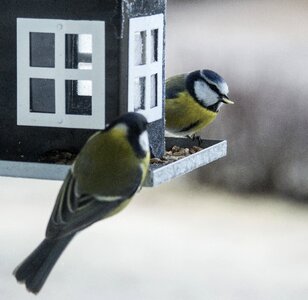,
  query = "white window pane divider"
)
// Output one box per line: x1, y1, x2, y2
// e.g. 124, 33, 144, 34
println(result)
17, 18, 105, 129
55, 31, 65, 118
28, 68, 56, 79
128, 14, 164, 123
62, 70, 93, 80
